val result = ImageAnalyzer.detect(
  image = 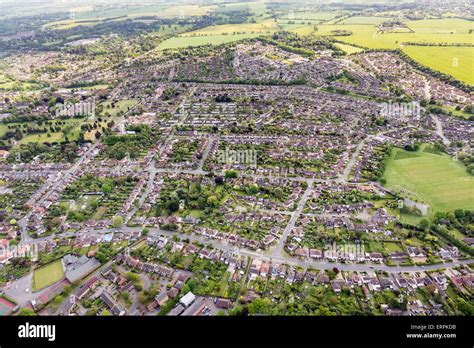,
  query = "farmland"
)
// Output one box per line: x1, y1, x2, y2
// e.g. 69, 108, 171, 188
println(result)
158, 33, 266, 50
314, 17, 474, 83
401, 46, 474, 84
383, 146, 474, 213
